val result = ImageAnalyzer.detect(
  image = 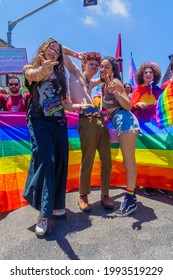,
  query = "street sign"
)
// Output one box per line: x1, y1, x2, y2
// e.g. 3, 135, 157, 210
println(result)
83, 0, 97, 7
0, 48, 28, 74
